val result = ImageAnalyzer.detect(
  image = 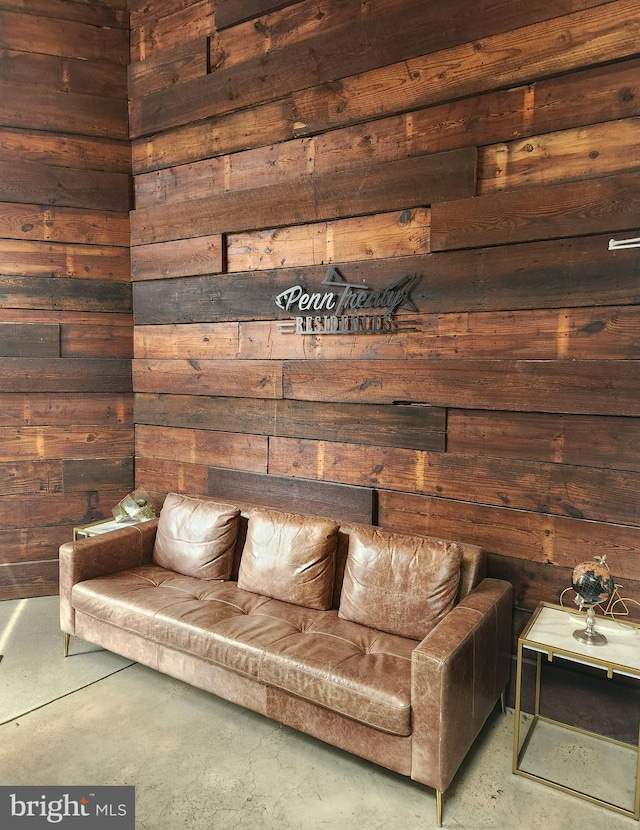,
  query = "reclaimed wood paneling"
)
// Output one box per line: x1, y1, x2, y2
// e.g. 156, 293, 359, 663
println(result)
377, 490, 640, 581
127, 0, 640, 649
131, 0, 611, 136
447, 410, 640, 472
130, 149, 476, 245
133, 235, 640, 325
431, 171, 640, 251
134, 393, 446, 452
133, 358, 282, 398
0, 2, 131, 599
0, 322, 59, 356
292, 0, 639, 135
0, 160, 131, 212
206, 467, 375, 524
136, 424, 268, 472
131, 235, 223, 281
283, 359, 640, 416
269, 436, 640, 526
